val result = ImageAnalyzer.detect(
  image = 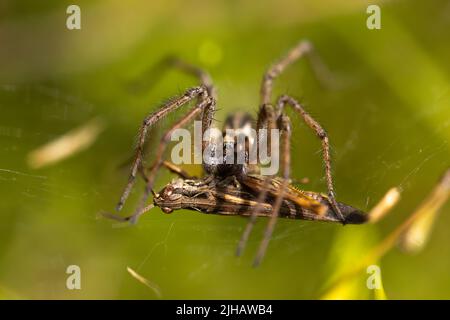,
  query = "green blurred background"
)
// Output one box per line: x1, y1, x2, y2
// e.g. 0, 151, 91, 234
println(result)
0, 0, 449, 299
